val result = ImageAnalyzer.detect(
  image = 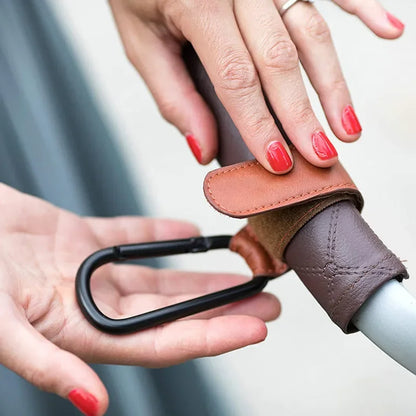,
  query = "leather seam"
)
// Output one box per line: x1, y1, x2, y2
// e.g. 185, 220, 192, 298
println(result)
331, 206, 340, 309
327, 206, 338, 310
